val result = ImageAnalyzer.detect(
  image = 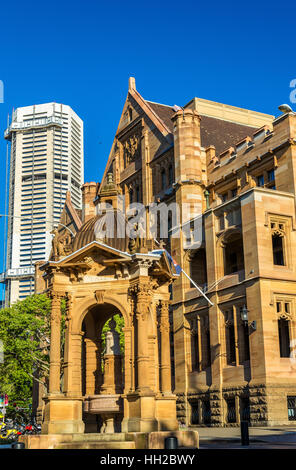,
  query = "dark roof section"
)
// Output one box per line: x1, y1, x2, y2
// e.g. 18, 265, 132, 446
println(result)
147, 100, 258, 156
146, 101, 175, 132
199, 115, 257, 155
